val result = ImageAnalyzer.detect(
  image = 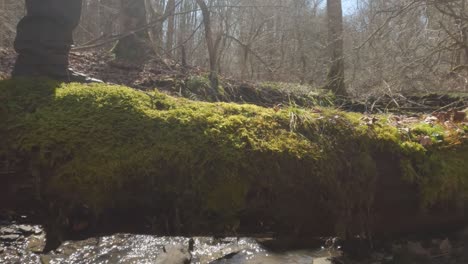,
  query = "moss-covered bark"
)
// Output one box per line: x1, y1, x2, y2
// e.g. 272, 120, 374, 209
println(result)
1, 79, 467, 236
